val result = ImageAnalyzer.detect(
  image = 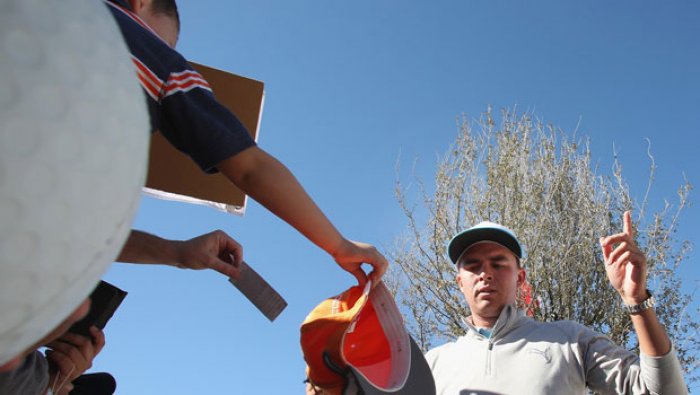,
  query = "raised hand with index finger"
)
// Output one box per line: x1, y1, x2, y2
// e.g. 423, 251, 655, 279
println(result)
599, 210, 649, 306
